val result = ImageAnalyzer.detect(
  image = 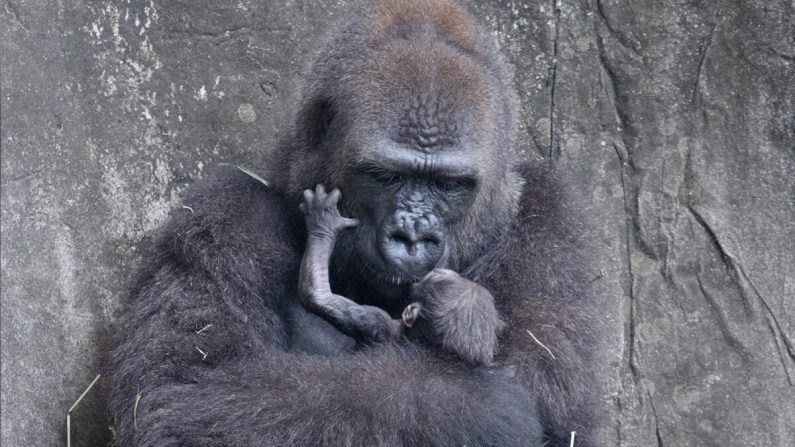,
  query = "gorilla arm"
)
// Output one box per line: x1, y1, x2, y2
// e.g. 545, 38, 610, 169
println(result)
108, 168, 542, 447
484, 163, 601, 447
